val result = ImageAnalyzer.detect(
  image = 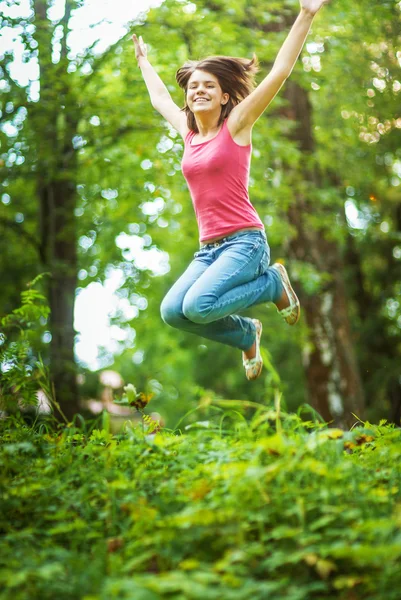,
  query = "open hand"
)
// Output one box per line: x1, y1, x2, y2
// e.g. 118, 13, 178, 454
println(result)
132, 34, 147, 62
299, 0, 330, 16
